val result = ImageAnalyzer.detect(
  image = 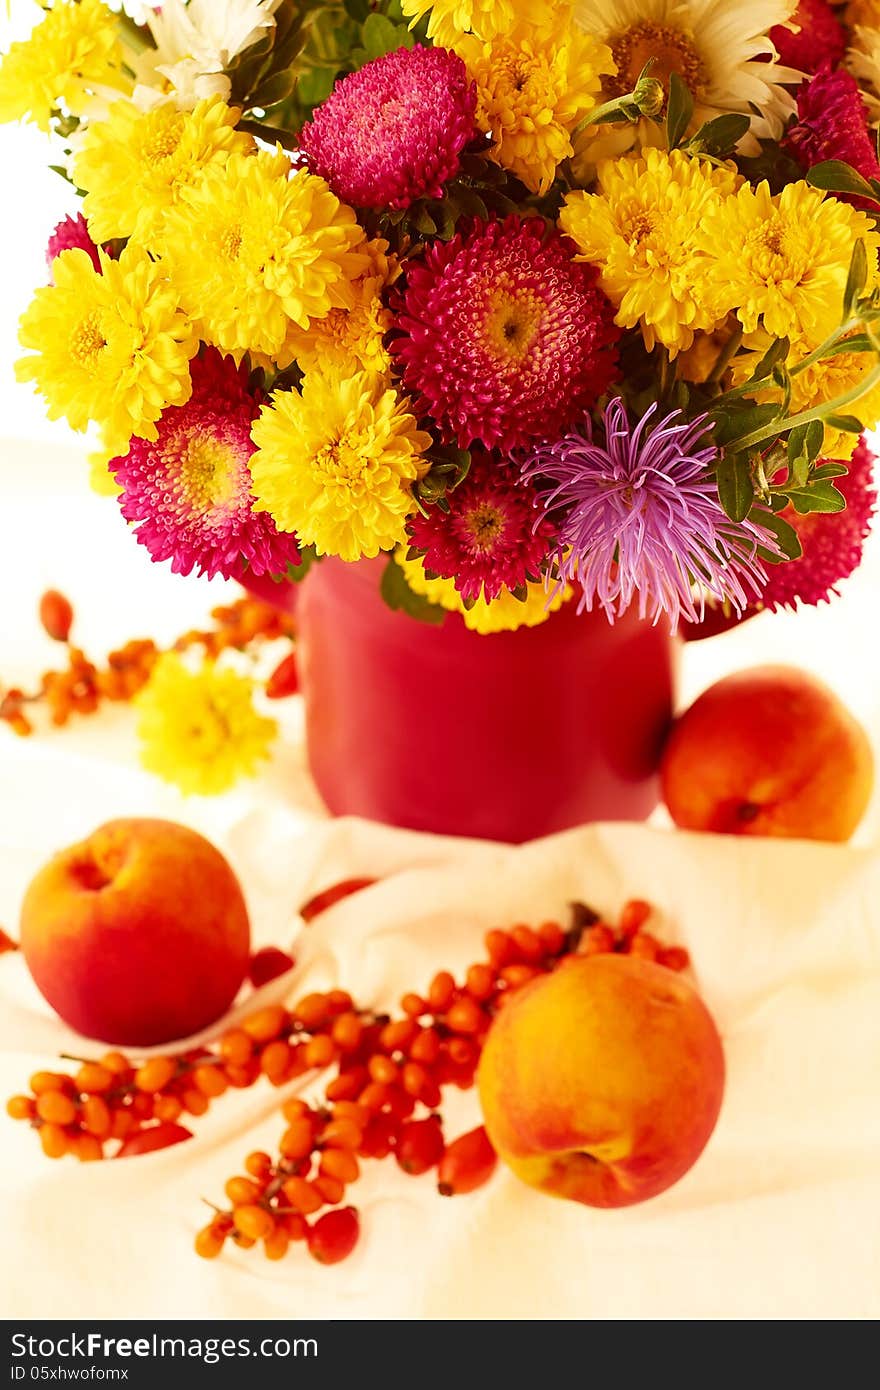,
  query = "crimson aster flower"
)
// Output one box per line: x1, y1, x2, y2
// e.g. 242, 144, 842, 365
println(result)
111, 348, 299, 581
784, 67, 880, 199
407, 454, 554, 602
523, 399, 776, 630
45, 213, 104, 278
761, 436, 877, 610
299, 44, 476, 210
769, 0, 846, 75
391, 216, 620, 452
